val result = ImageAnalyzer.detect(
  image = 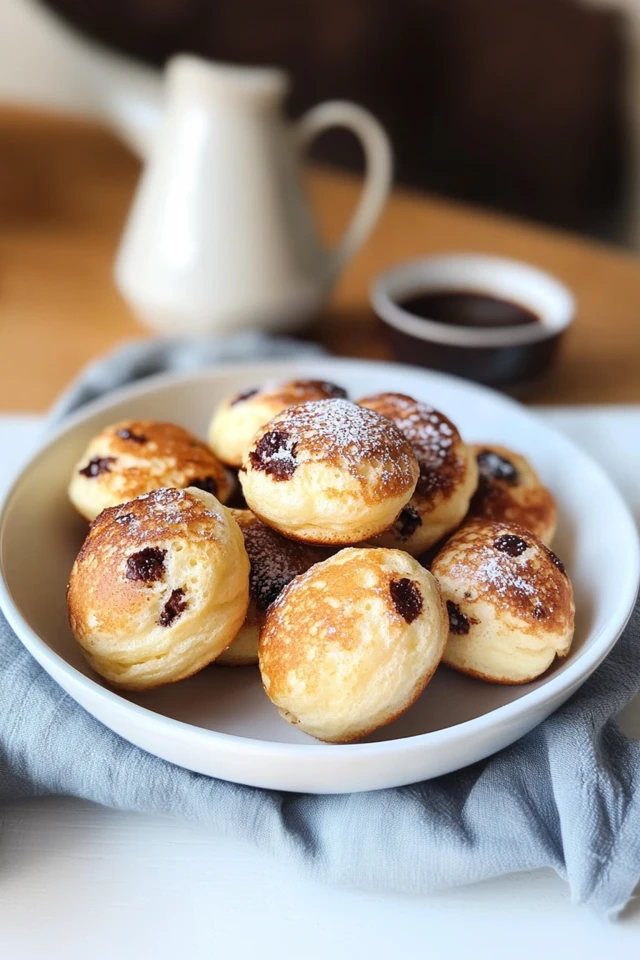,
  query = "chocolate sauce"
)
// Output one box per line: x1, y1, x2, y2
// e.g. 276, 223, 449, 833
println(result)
399, 290, 539, 329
